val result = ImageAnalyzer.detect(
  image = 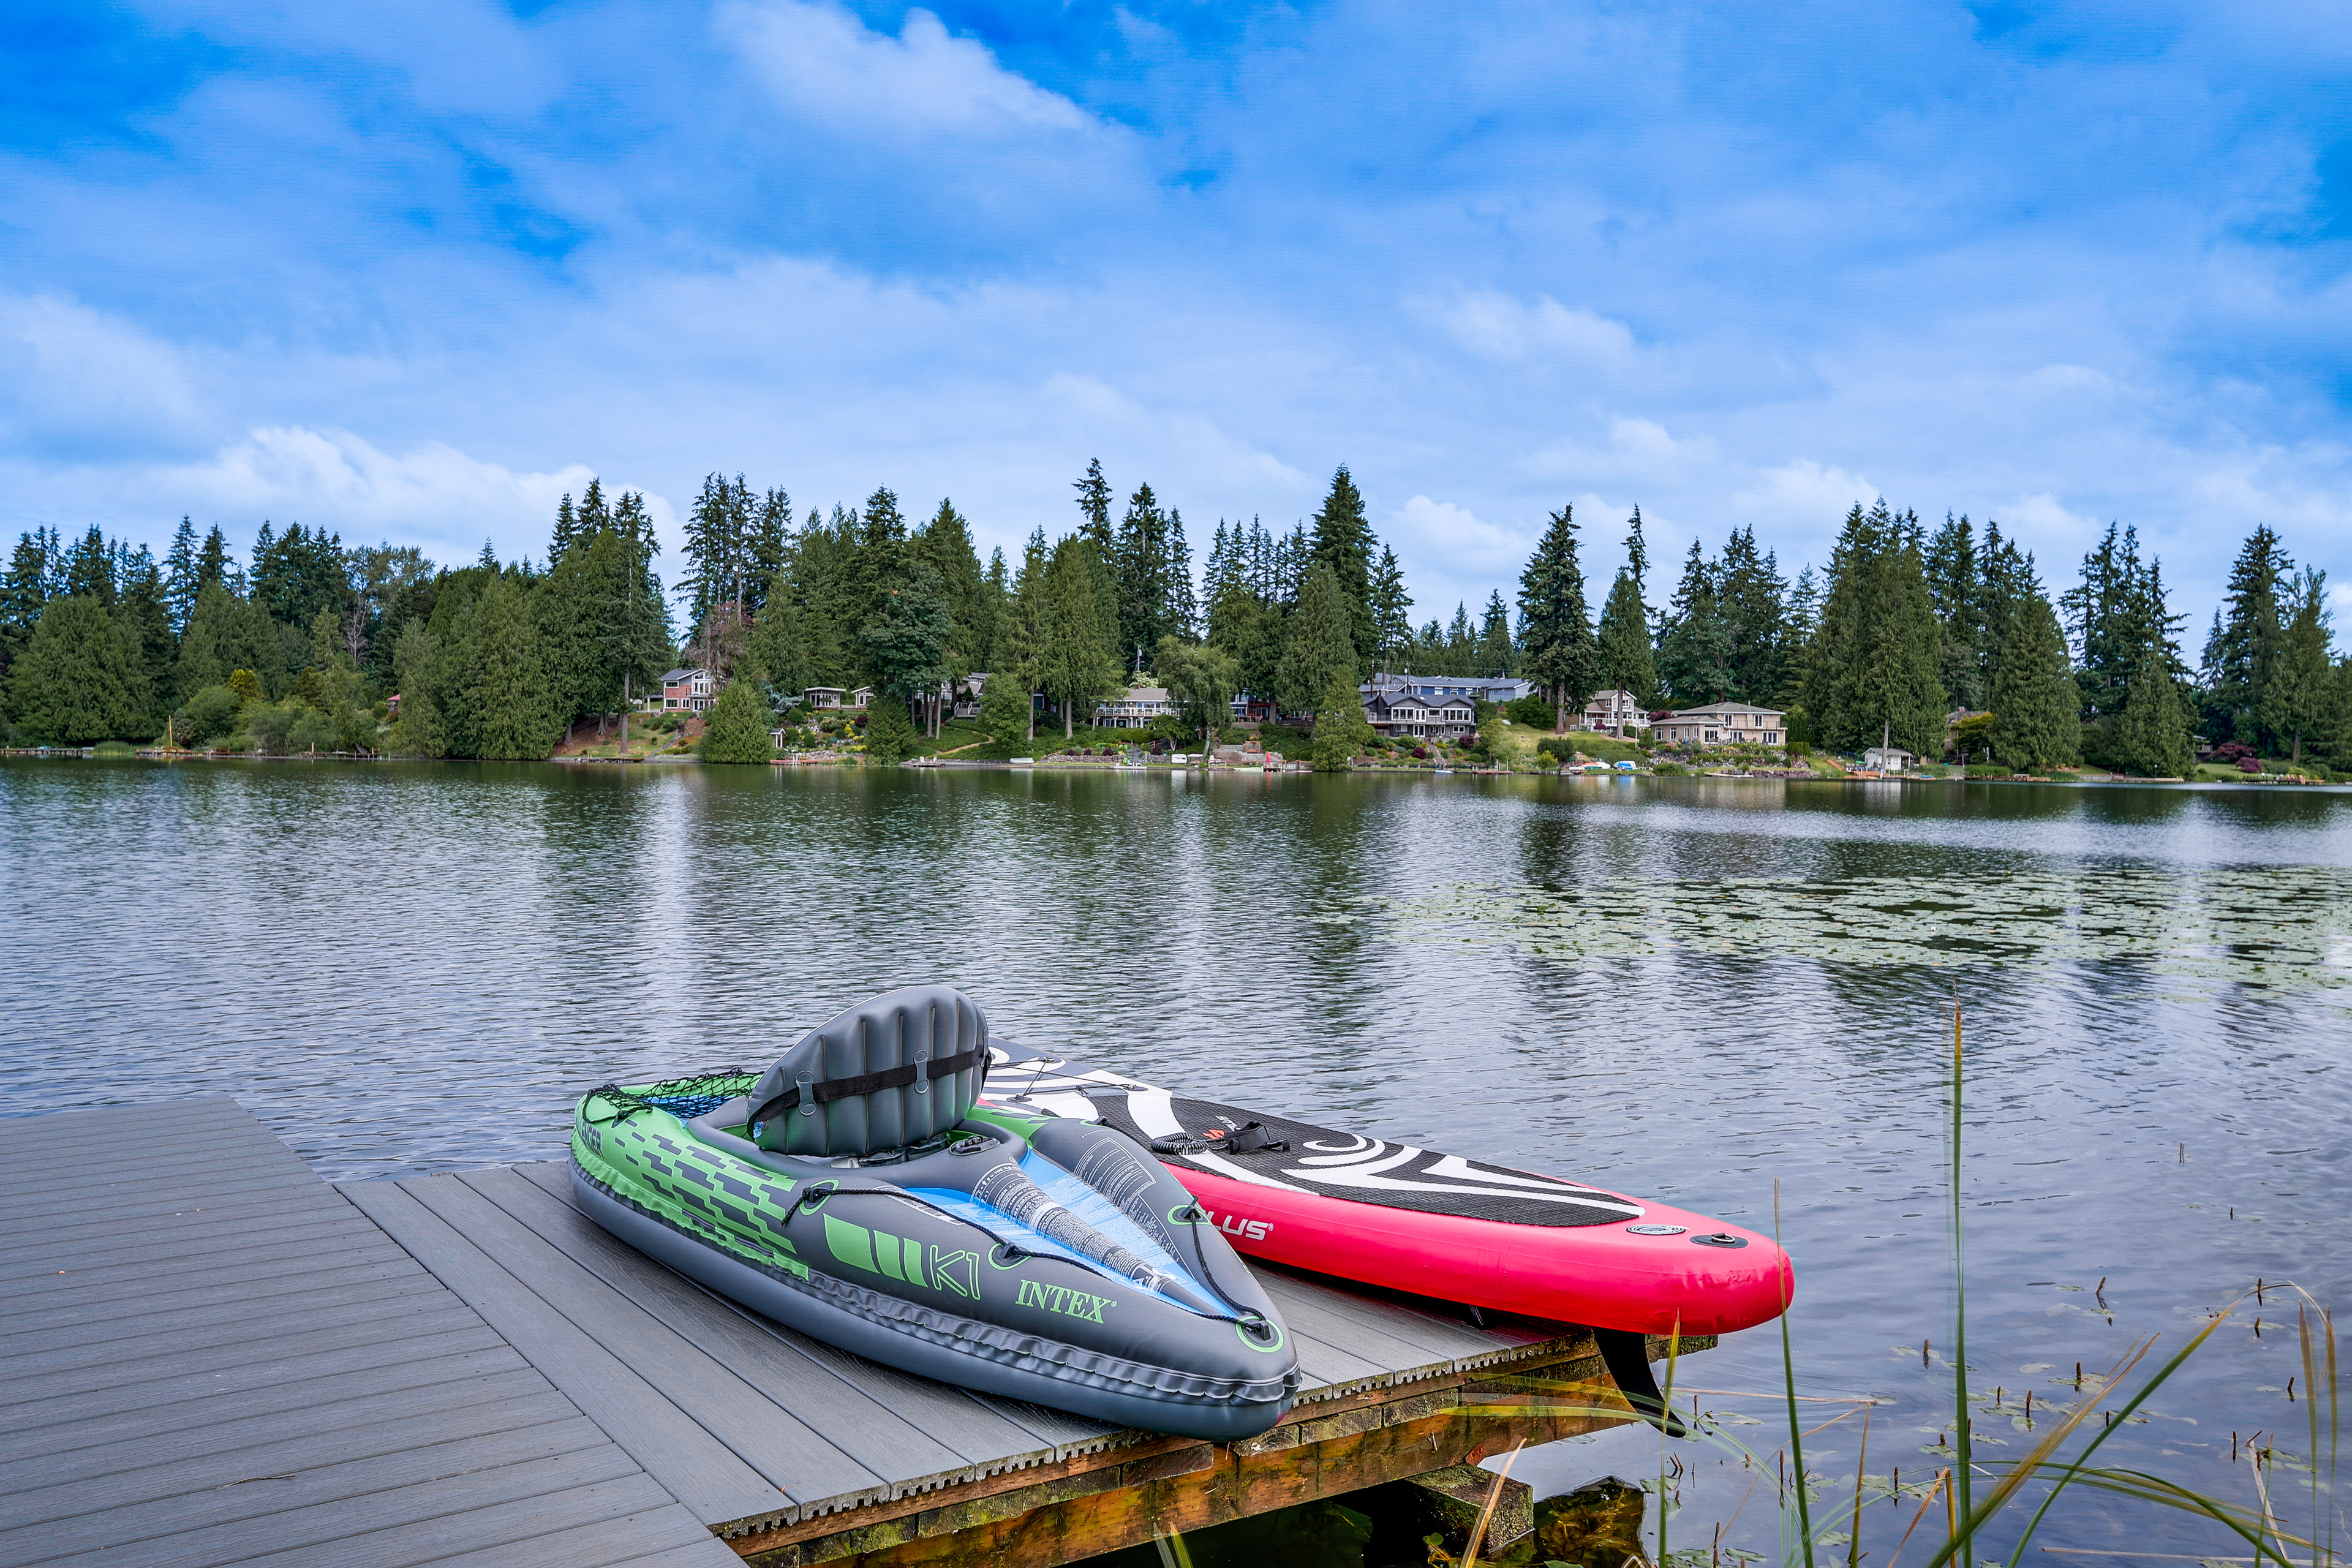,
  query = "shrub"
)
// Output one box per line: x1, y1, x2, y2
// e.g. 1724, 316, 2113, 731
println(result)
240, 700, 300, 755
1504, 694, 1556, 728
1652, 761, 1689, 775
178, 685, 244, 744
2238, 756, 2263, 774
288, 709, 336, 754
